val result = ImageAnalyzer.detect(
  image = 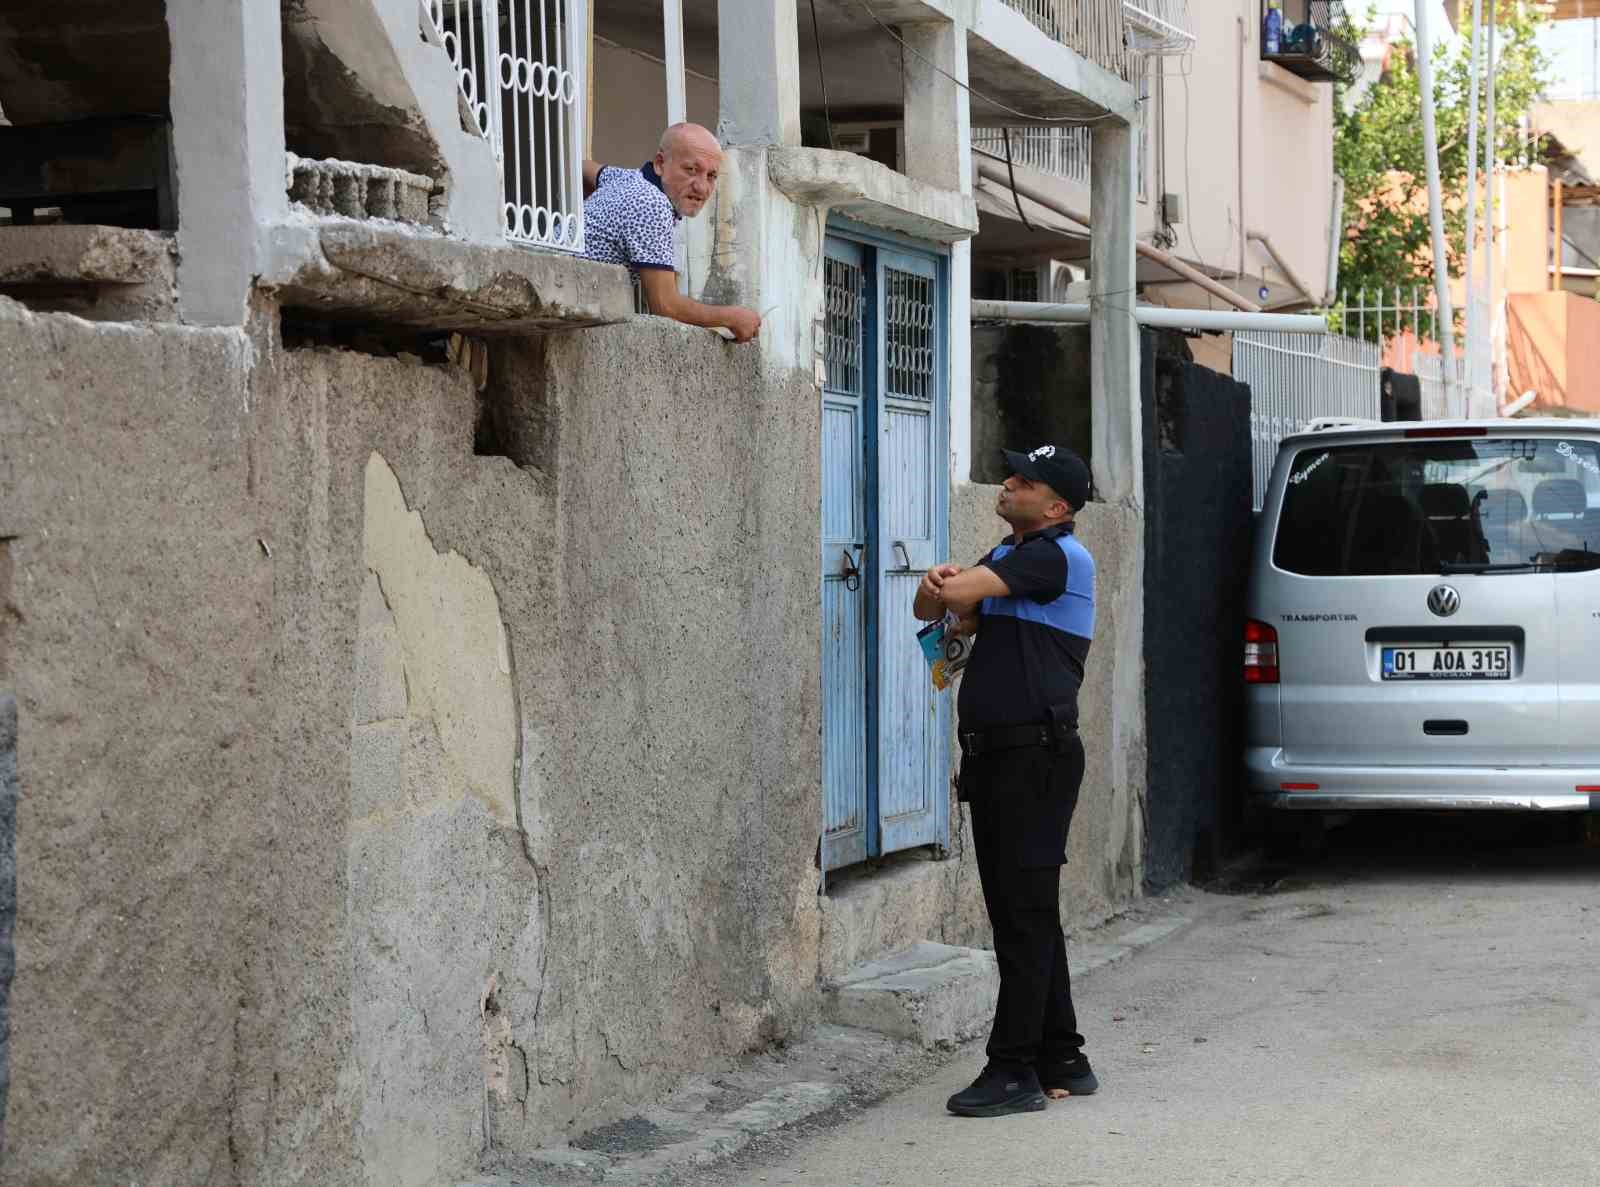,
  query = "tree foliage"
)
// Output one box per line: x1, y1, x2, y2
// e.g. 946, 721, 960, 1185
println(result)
1333, 7, 1551, 337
